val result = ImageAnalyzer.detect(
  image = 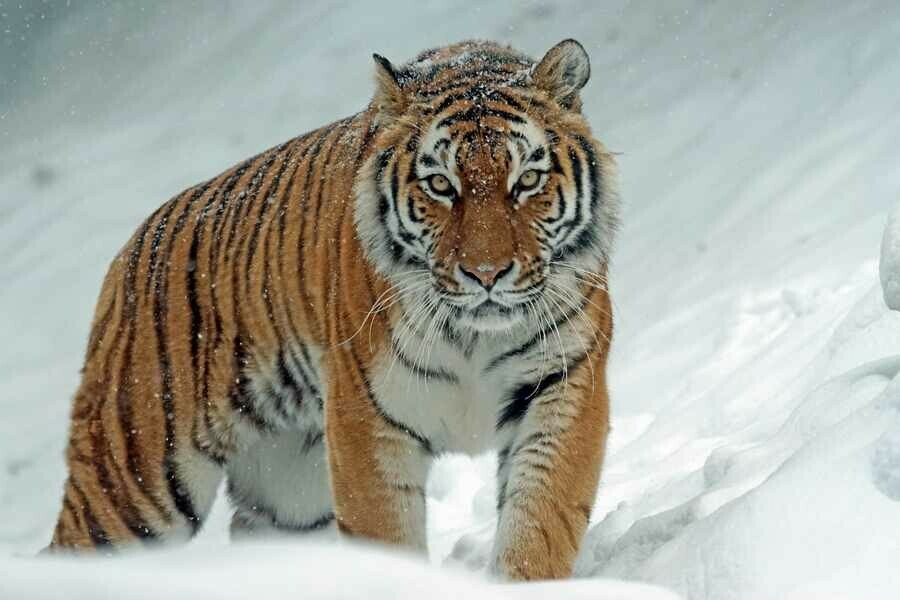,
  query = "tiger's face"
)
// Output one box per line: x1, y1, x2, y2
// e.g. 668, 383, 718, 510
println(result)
355, 40, 619, 333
